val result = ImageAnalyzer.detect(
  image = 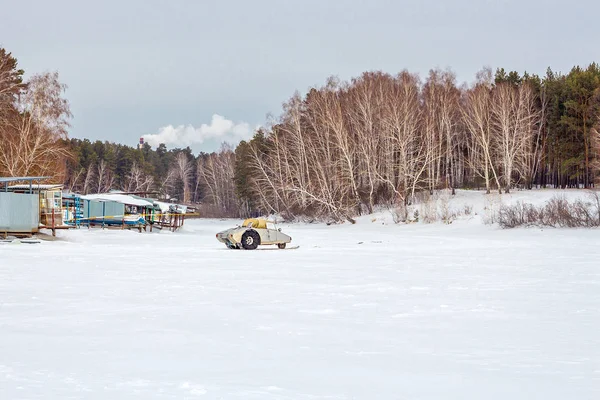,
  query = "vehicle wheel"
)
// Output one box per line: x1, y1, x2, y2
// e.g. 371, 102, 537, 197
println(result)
241, 230, 259, 250
277, 243, 286, 249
